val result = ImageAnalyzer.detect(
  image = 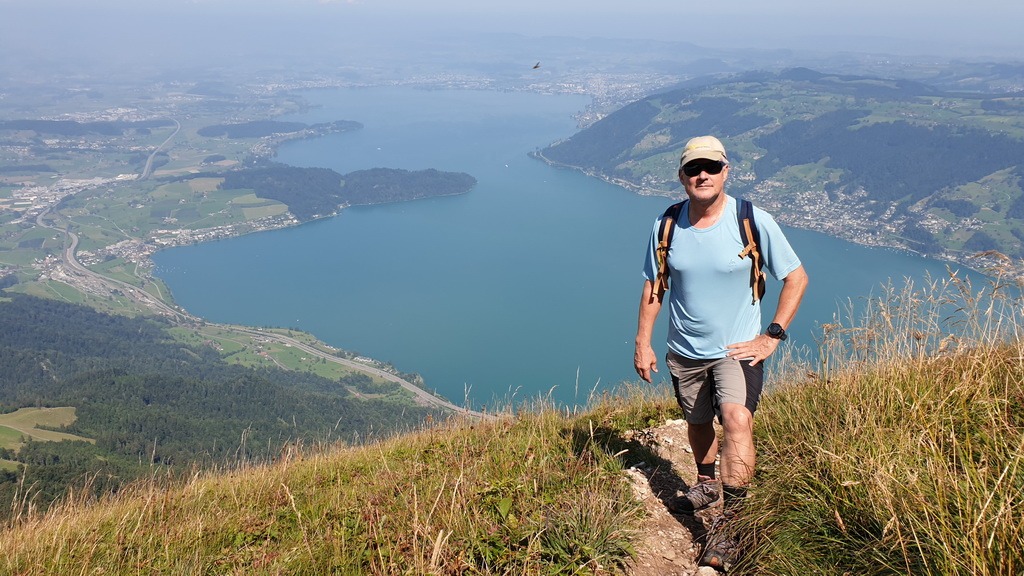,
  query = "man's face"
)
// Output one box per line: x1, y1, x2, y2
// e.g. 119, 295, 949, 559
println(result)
679, 160, 729, 205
